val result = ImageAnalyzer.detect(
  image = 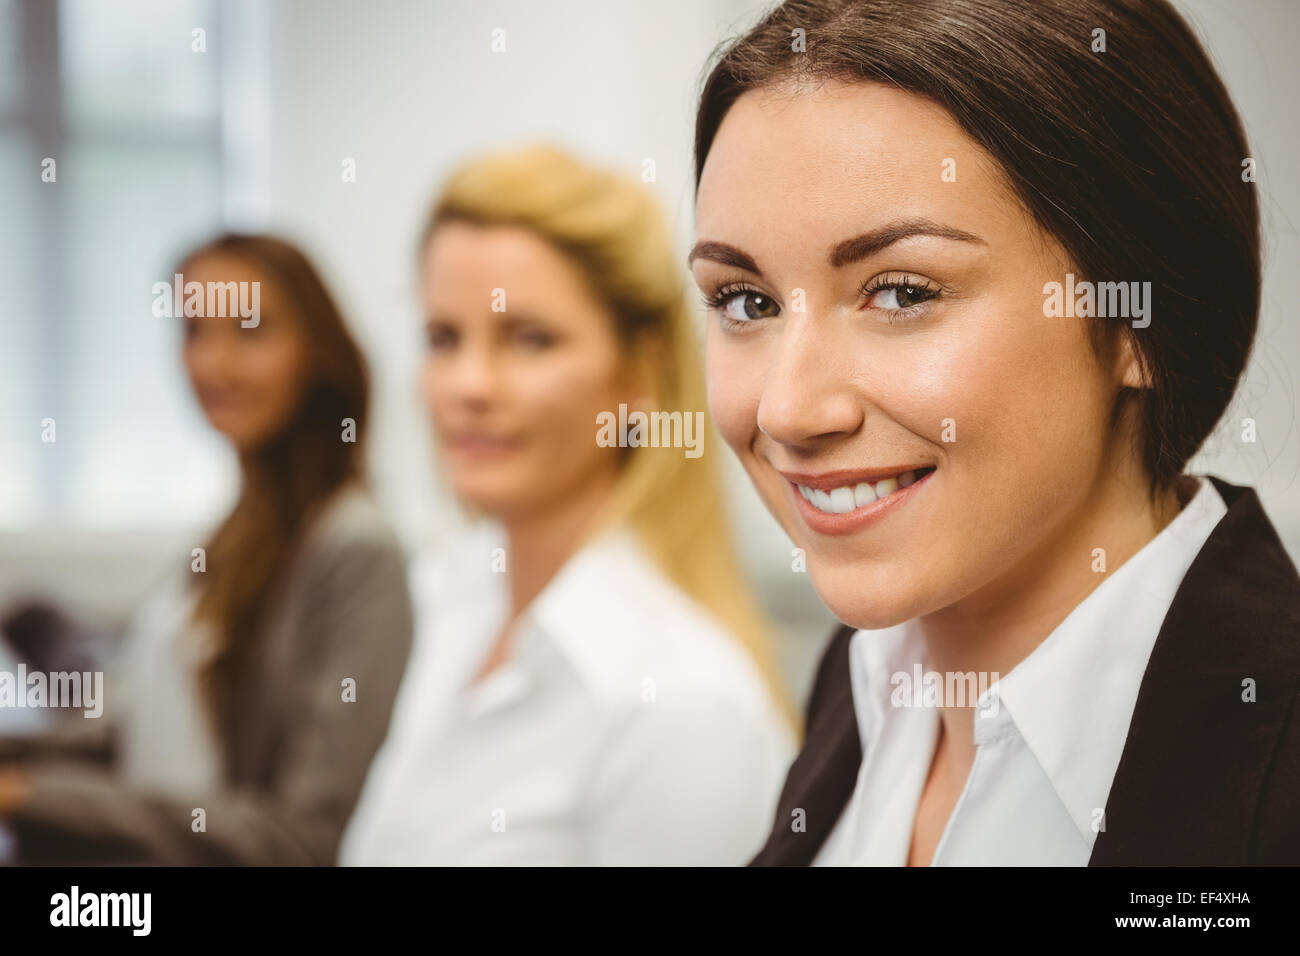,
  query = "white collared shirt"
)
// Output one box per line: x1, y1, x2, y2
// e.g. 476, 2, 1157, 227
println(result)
340, 523, 795, 866
815, 475, 1228, 866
